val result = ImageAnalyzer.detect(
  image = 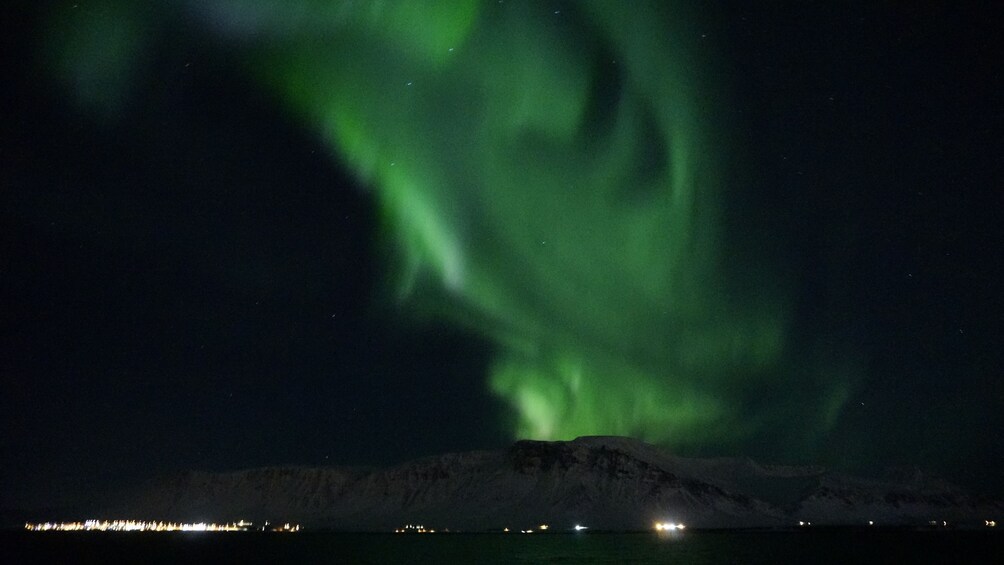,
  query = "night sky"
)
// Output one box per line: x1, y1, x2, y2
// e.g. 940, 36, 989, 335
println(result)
3, 1, 1001, 513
